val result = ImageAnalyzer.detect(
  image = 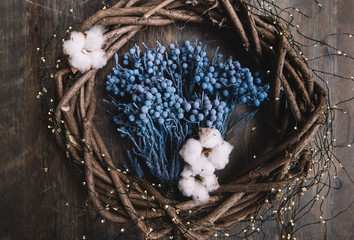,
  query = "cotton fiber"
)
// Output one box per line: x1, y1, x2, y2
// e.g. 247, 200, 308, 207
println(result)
178, 128, 234, 201
63, 25, 107, 72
